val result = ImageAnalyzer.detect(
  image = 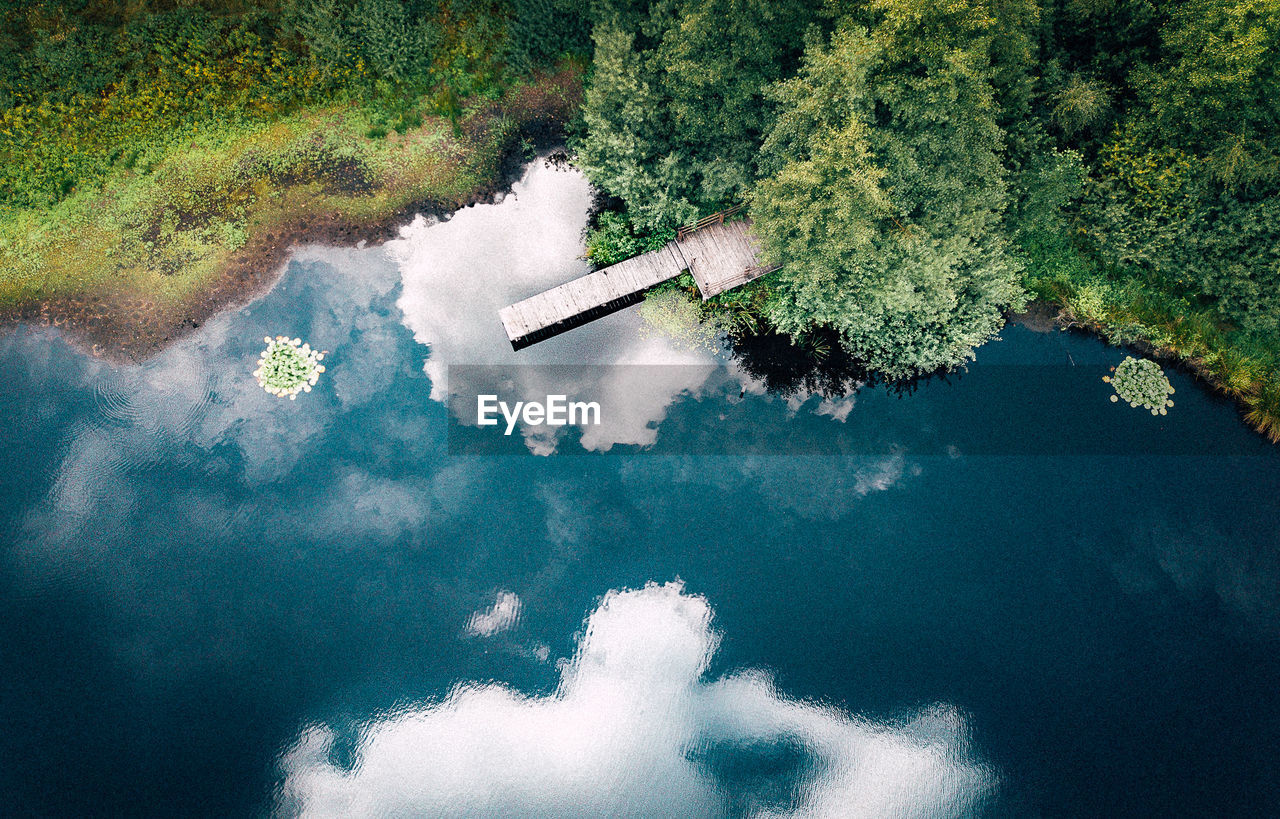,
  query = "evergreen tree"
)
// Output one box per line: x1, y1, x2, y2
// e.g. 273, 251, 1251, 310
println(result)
577, 0, 820, 229
751, 7, 1026, 378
